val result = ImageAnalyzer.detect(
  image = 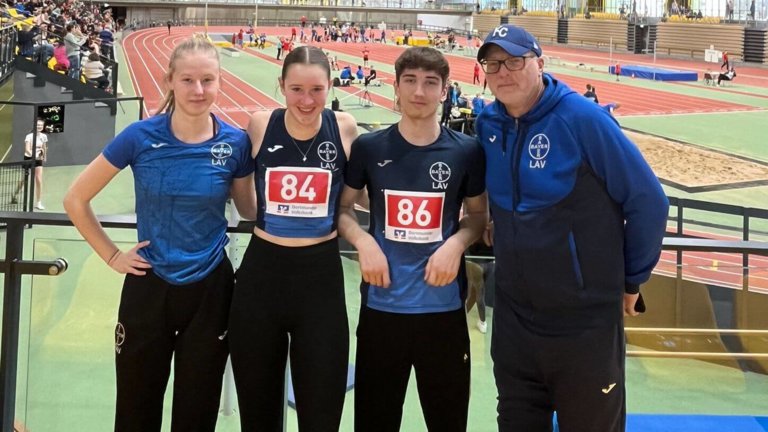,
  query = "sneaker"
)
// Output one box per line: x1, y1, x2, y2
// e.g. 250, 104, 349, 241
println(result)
477, 320, 487, 334
35, 202, 45, 210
